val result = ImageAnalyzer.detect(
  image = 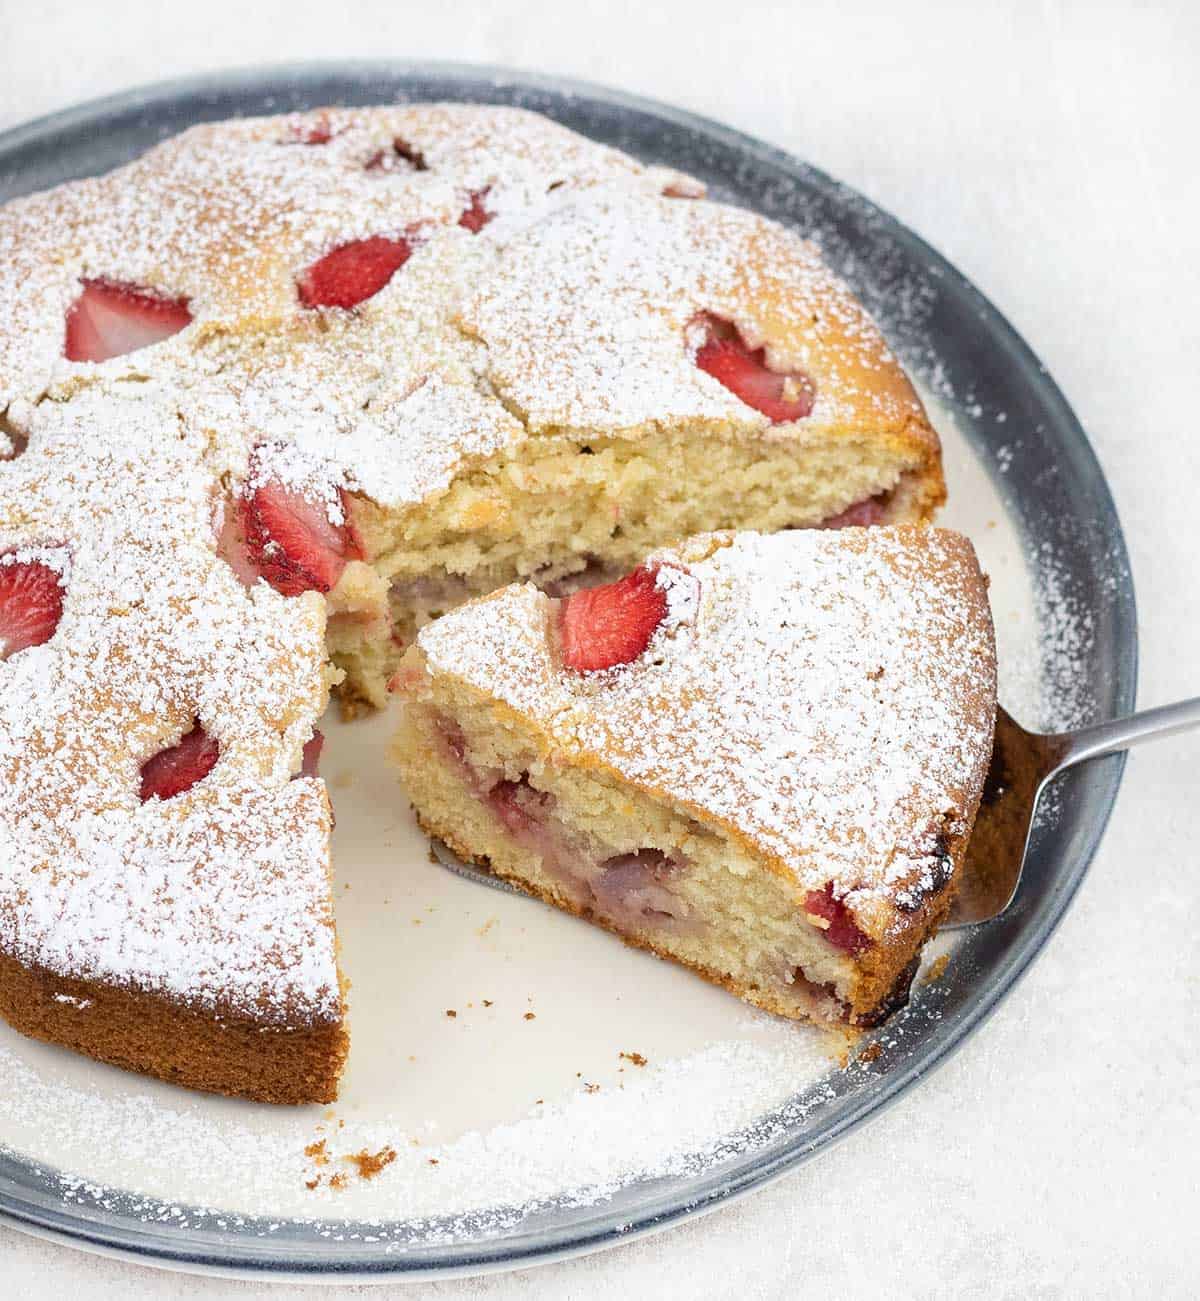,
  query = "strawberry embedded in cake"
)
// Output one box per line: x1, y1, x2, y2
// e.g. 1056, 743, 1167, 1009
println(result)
220, 459, 363, 597
64, 280, 192, 363
0, 551, 66, 660
691, 312, 816, 423
558, 565, 668, 672
138, 721, 221, 802
297, 236, 415, 310
457, 189, 495, 233
394, 528, 997, 1031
